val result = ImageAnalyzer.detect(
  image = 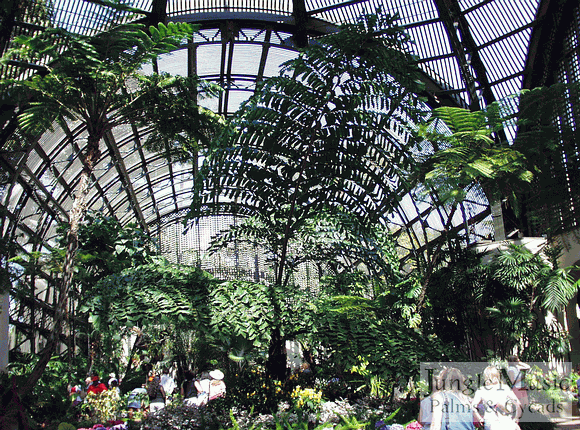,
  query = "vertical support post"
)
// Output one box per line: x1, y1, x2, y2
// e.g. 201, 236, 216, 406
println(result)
0, 292, 9, 372
491, 201, 506, 241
